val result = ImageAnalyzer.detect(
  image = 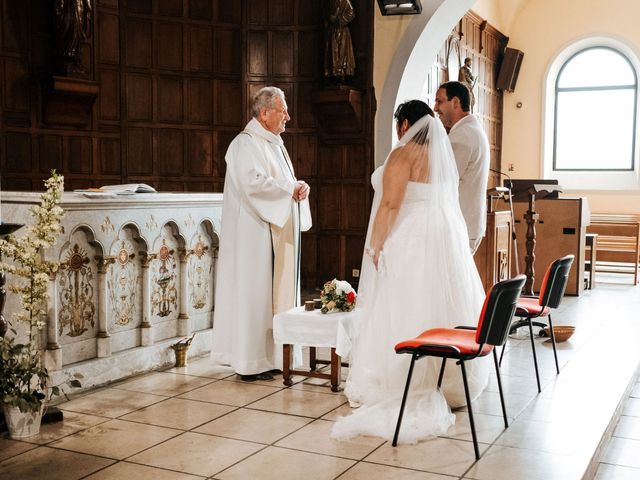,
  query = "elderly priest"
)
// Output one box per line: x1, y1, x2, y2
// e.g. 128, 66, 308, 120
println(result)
212, 86, 312, 382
